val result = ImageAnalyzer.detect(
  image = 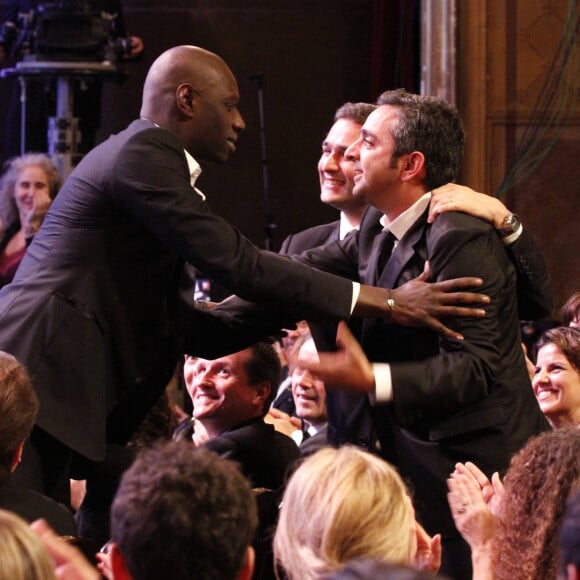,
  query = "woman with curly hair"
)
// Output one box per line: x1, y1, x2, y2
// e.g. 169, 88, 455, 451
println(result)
274, 446, 441, 580
532, 327, 580, 429
0, 153, 61, 287
447, 429, 580, 580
